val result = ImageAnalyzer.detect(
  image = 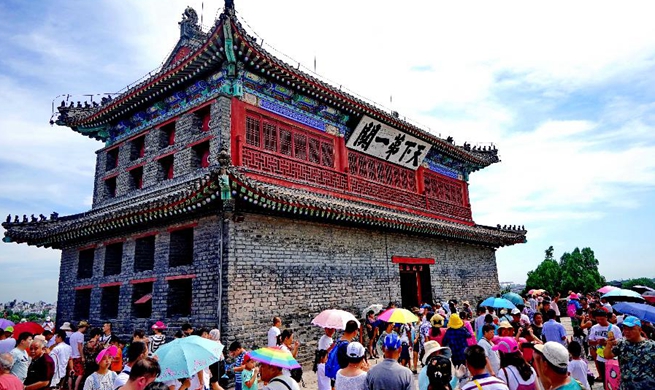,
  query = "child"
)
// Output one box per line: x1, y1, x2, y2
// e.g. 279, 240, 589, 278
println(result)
241, 355, 258, 390
316, 349, 330, 390
567, 341, 591, 390
571, 326, 587, 359
110, 336, 124, 373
